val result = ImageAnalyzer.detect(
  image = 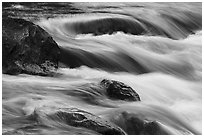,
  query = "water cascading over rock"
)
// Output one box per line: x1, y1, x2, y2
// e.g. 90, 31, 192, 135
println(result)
28, 107, 126, 135
111, 111, 170, 135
